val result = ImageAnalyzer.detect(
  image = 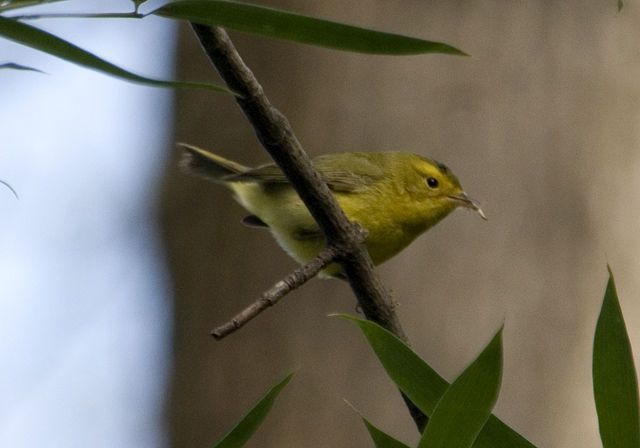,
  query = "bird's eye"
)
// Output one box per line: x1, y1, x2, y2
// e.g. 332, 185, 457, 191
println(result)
426, 177, 439, 189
